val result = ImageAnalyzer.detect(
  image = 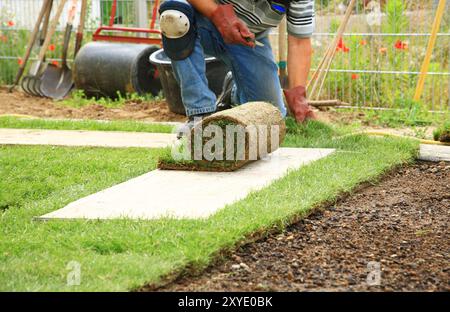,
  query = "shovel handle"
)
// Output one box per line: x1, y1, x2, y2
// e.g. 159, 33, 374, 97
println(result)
61, 0, 78, 67
9, 0, 51, 91
61, 25, 73, 68
37, 0, 69, 65
74, 0, 88, 56
40, 0, 53, 46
